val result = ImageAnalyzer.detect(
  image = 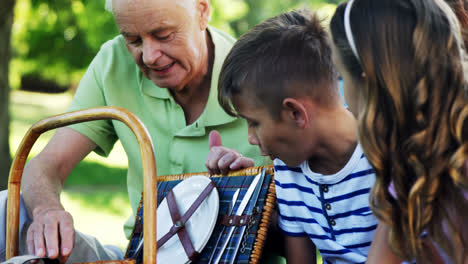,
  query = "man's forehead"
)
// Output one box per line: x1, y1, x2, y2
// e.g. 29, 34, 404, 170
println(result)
111, 0, 195, 11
